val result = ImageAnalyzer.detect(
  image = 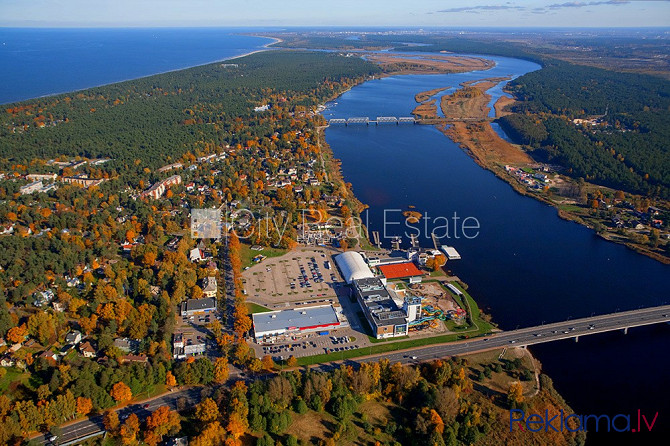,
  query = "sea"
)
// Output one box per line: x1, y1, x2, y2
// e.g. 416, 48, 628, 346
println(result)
0, 27, 275, 104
